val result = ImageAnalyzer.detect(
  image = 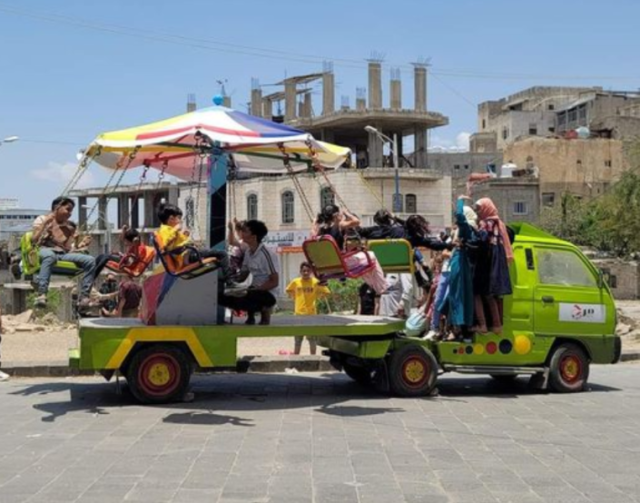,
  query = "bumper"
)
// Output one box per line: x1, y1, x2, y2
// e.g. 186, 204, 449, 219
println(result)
612, 336, 622, 364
